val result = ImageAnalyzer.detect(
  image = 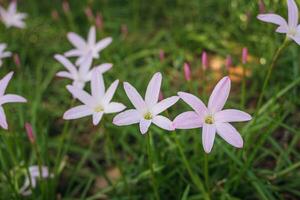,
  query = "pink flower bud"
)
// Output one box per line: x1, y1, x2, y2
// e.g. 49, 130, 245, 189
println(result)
62, 0, 70, 14
95, 12, 103, 31
259, 0, 265, 14
51, 10, 59, 21
159, 49, 165, 61
25, 123, 35, 144
202, 51, 208, 70
85, 7, 94, 21
121, 24, 128, 38
184, 62, 191, 81
158, 91, 164, 101
225, 55, 232, 70
13, 54, 21, 67
242, 47, 248, 64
